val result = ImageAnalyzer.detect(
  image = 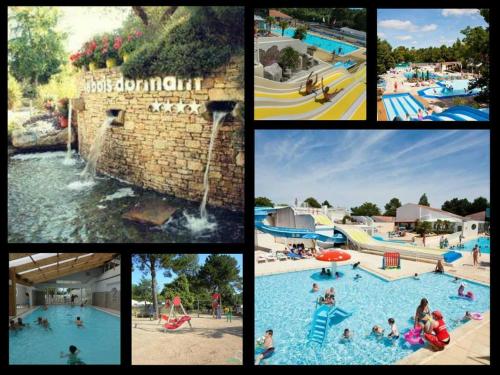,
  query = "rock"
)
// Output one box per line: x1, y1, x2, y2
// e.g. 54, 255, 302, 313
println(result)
11, 114, 76, 150
264, 63, 282, 82
122, 199, 178, 226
